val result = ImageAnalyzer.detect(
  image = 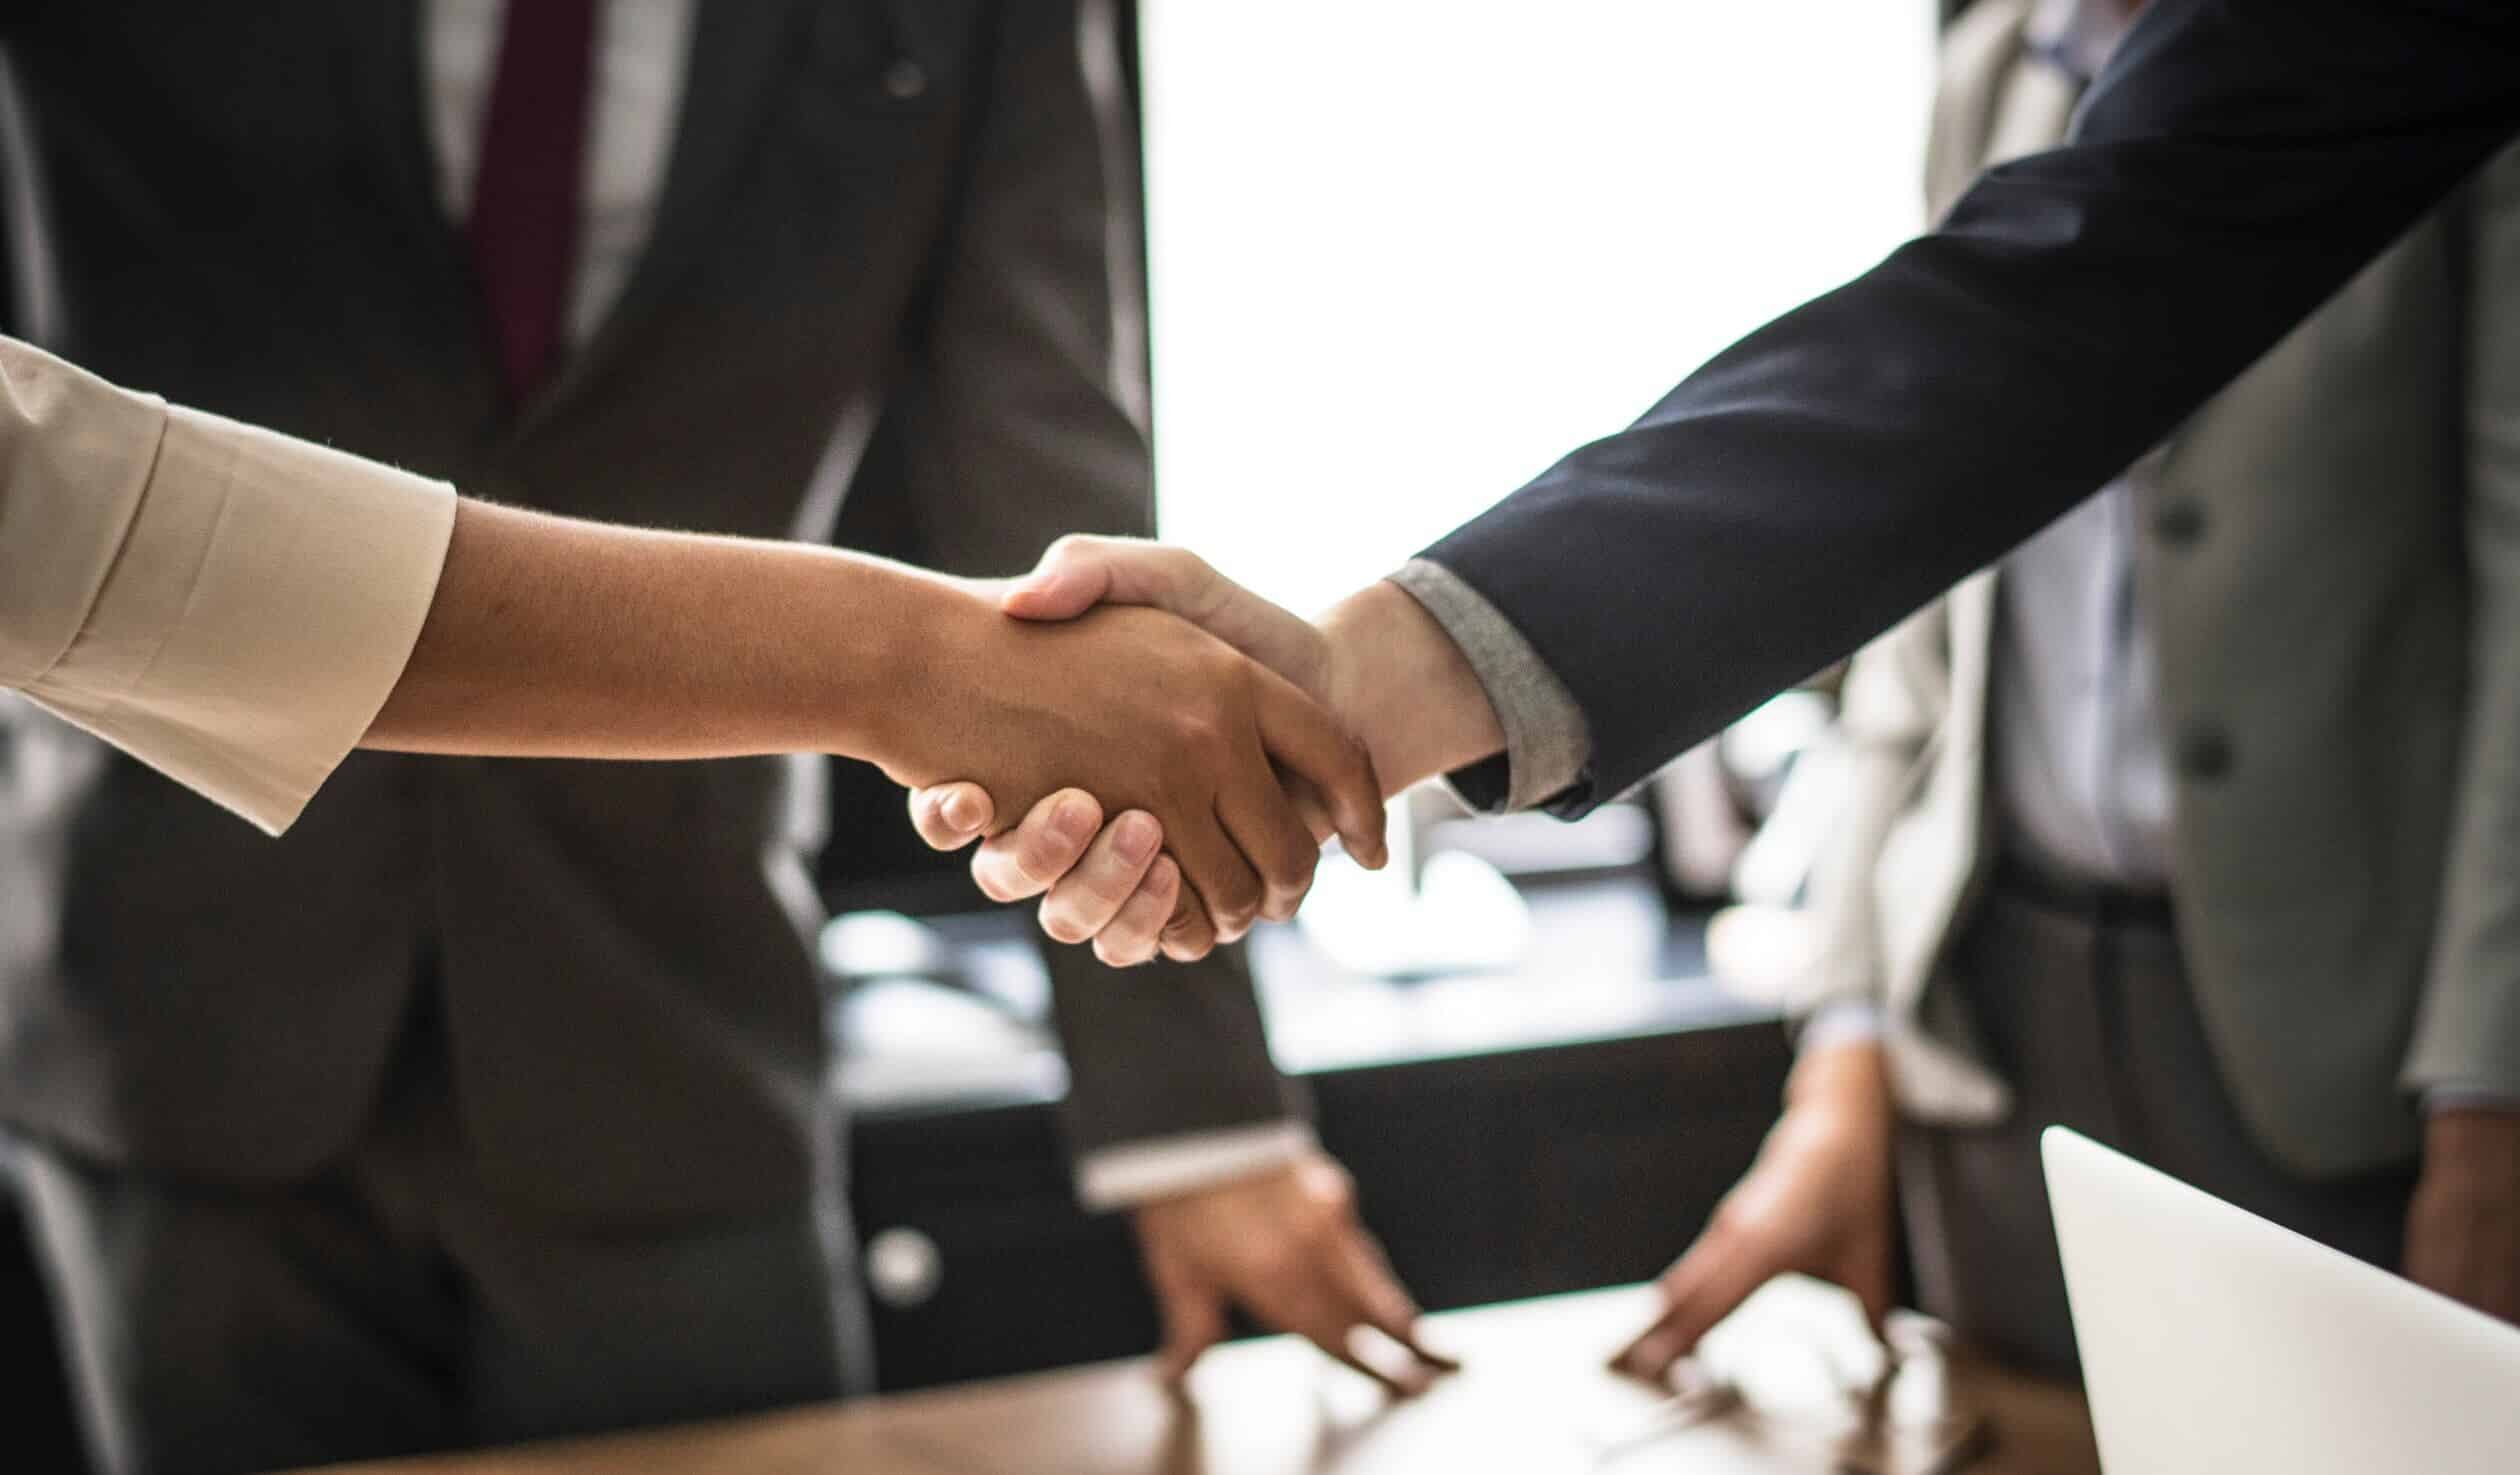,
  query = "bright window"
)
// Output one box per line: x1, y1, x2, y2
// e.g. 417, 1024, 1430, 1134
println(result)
1141, 1, 1936, 617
